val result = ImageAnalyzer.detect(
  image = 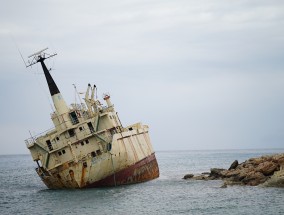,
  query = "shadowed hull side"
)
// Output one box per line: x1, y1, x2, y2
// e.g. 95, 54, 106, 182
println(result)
85, 153, 159, 188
